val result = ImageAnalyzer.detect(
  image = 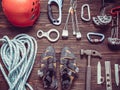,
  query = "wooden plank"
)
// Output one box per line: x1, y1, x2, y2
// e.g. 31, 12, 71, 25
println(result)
0, 0, 120, 90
